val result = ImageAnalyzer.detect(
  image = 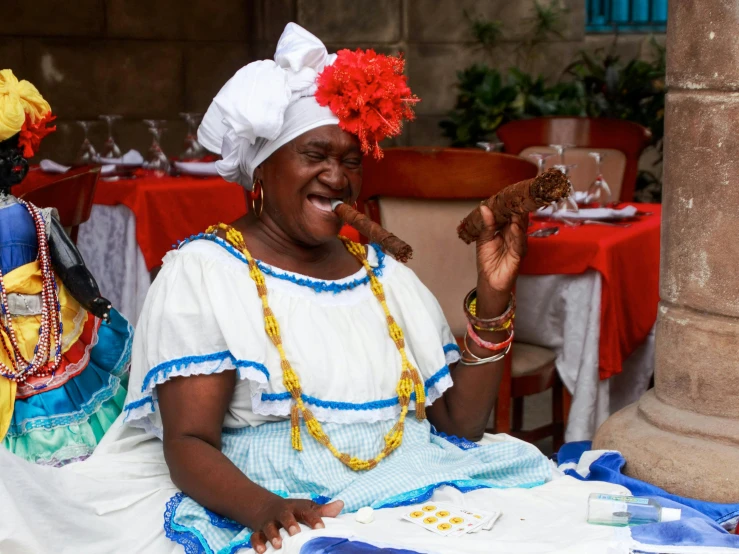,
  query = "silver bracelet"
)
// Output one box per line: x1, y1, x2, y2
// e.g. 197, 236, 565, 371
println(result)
458, 342, 512, 366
